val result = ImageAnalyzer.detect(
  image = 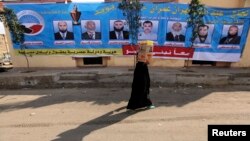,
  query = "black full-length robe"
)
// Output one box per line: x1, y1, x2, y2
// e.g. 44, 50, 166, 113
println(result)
127, 62, 153, 110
